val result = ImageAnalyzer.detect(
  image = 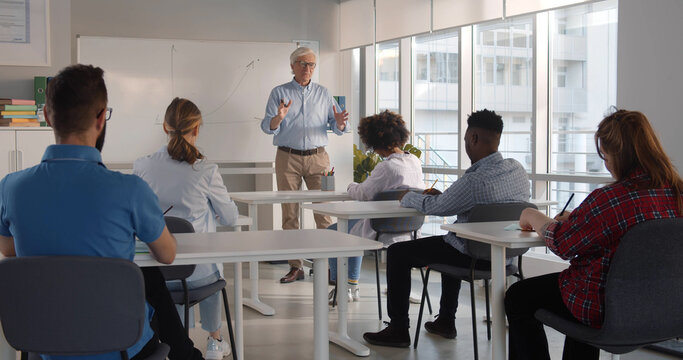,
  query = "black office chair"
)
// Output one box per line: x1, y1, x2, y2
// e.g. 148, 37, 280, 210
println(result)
0, 256, 169, 360
371, 188, 431, 321
535, 218, 683, 356
414, 201, 537, 360
161, 216, 238, 360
